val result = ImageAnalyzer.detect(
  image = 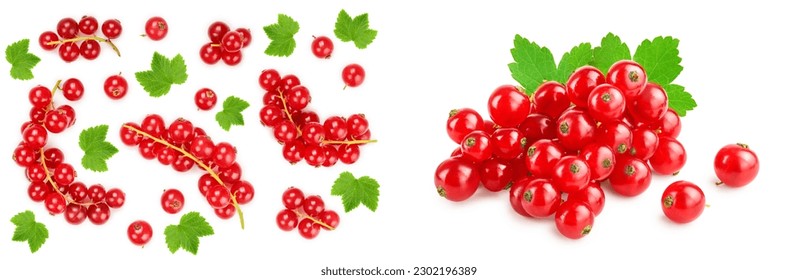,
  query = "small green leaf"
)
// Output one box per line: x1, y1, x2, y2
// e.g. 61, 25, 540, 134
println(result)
334, 10, 378, 49
215, 96, 250, 131
263, 14, 300, 57
591, 32, 631, 73
79, 124, 118, 172
5, 39, 40, 80
633, 36, 683, 85
556, 42, 593, 82
10, 210, 48, 253
662, 84, 696, 116
135, 52, 188, 97
330, 171, 380, 212
508, 34, 558, 95
164, 212, 214, 255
